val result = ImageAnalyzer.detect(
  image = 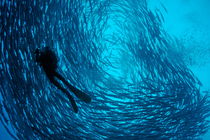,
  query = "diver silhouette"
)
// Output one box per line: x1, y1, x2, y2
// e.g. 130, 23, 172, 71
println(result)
35, 46, 91, 113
